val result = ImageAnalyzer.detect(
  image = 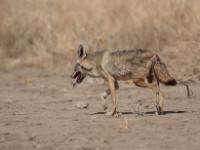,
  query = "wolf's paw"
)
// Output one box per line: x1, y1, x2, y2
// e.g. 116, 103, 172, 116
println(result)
105, 111, 114, 116
106, 111, 122, 117
114, 112, 122, 118
155, 110, 163, 115
101, 92, 107, 101
155, 106, 163, 115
